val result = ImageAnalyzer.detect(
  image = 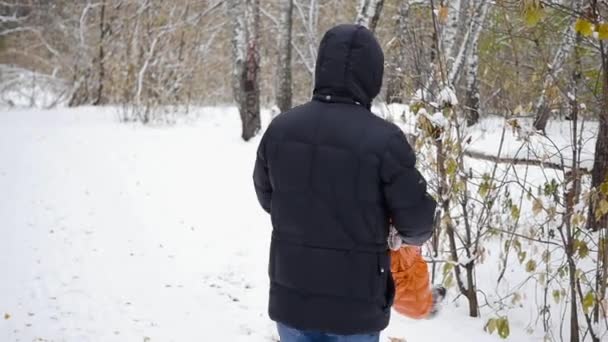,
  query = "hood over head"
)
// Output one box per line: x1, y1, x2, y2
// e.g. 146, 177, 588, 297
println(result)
313, 24, 384, 108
